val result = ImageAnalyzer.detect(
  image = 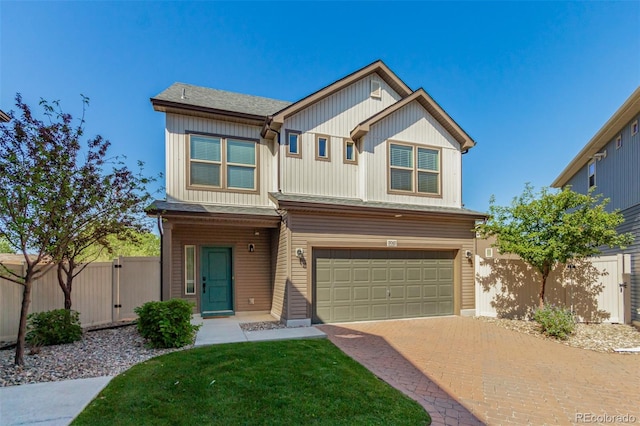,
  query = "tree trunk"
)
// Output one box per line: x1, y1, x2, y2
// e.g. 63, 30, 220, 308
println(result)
538, 269, 550, 309
15, 280, 32, 366
57, 263, 73, 310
